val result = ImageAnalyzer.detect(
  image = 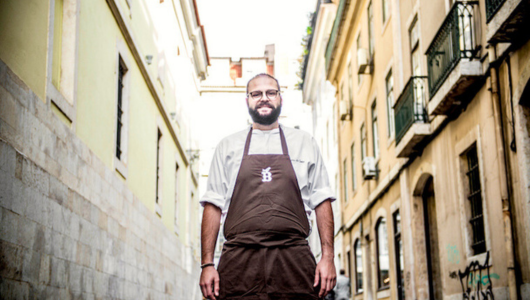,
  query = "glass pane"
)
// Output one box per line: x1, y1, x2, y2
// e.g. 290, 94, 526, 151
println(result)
355, 241, 363, 292
378, 218, 390, 287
